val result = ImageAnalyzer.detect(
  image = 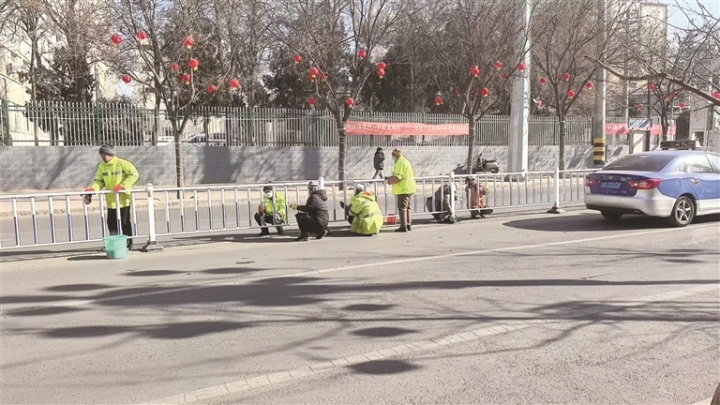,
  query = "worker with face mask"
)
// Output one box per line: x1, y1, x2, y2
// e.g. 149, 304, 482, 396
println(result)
254, 183, 286, 236
340, 183, 368, 224
290, 181, 329, 241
